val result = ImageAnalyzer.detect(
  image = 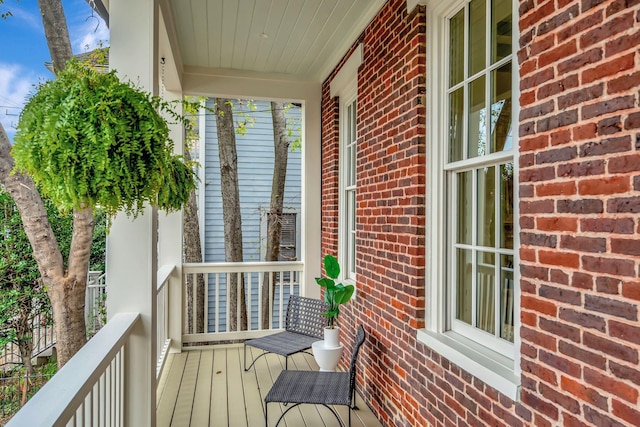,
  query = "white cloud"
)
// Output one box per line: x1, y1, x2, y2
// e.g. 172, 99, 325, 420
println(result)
0, 64, 42, 142
71, 14, 110, 53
